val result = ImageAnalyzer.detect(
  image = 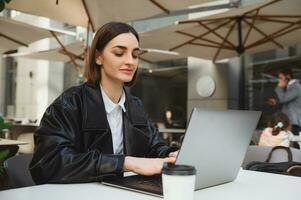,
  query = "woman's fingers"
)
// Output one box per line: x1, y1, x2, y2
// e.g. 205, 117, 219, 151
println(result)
164, 157, 176, 163
168, 150, 178, 158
